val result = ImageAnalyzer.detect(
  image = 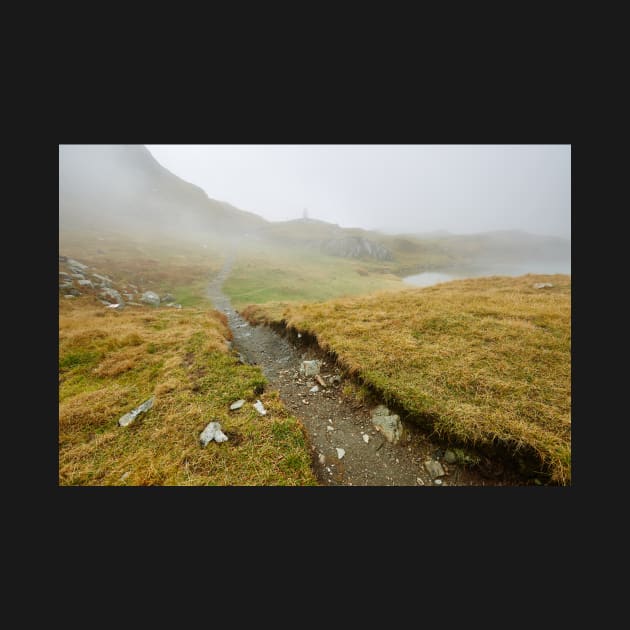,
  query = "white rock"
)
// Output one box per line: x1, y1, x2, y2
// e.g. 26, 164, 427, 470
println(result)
327, 426, 334, 432
297, 333, 302, 338
310, 385, 319, 393
318, 454, 326, 465
336, 448, 345, 459
363, 434, 370, 443
230, 399, 245, 410
533, 282, 553, 289
253, 400, 267, 415
199, 421, 228, 446
434, 478, 443, 485
118, 398, 154, 427
120, 472, 131, 482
